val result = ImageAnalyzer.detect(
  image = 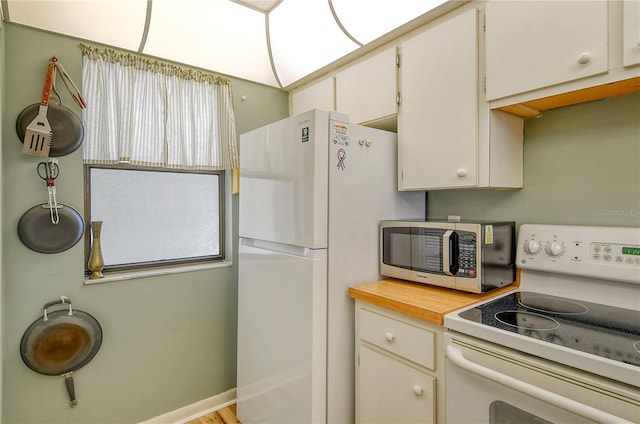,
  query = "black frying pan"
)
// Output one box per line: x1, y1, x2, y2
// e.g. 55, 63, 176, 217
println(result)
16, 103, 84, 157
21, 297, 103, 407
17, 203, 84, 254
